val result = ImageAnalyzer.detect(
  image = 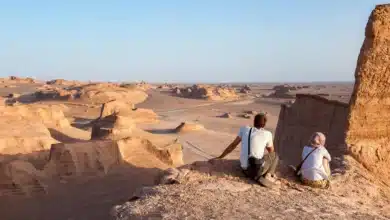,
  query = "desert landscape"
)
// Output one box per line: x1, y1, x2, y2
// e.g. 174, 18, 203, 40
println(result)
1, 3, 390, 220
